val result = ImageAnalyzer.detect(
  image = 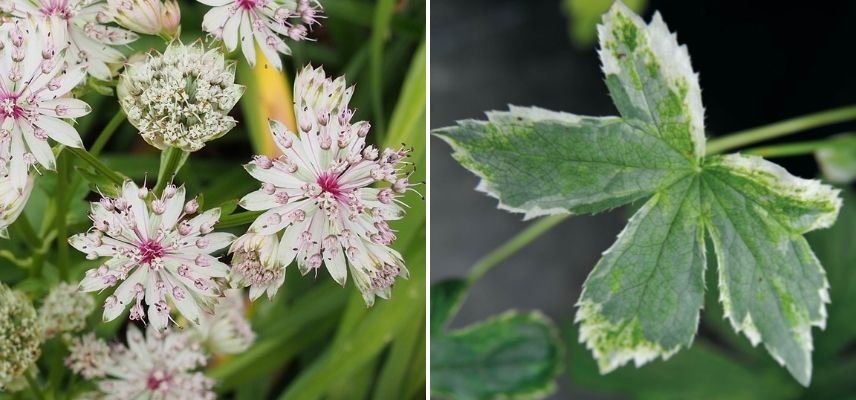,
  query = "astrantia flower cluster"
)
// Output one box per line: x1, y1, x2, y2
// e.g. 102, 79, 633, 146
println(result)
0, 283, 42, 389
4, 0, 139, 80
0, 20, 88, 190
70, 180, 236, 331
67, 325, 215, 399
117, 41, 245, 151
39, 282, 96, 339
198, 0, 323, 70
233, 65, 415, 305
